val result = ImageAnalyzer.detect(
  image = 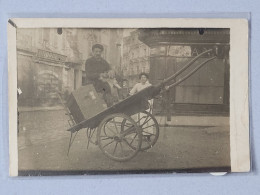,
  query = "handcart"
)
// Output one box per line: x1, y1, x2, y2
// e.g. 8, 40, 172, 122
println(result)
59, 49, 217, 162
